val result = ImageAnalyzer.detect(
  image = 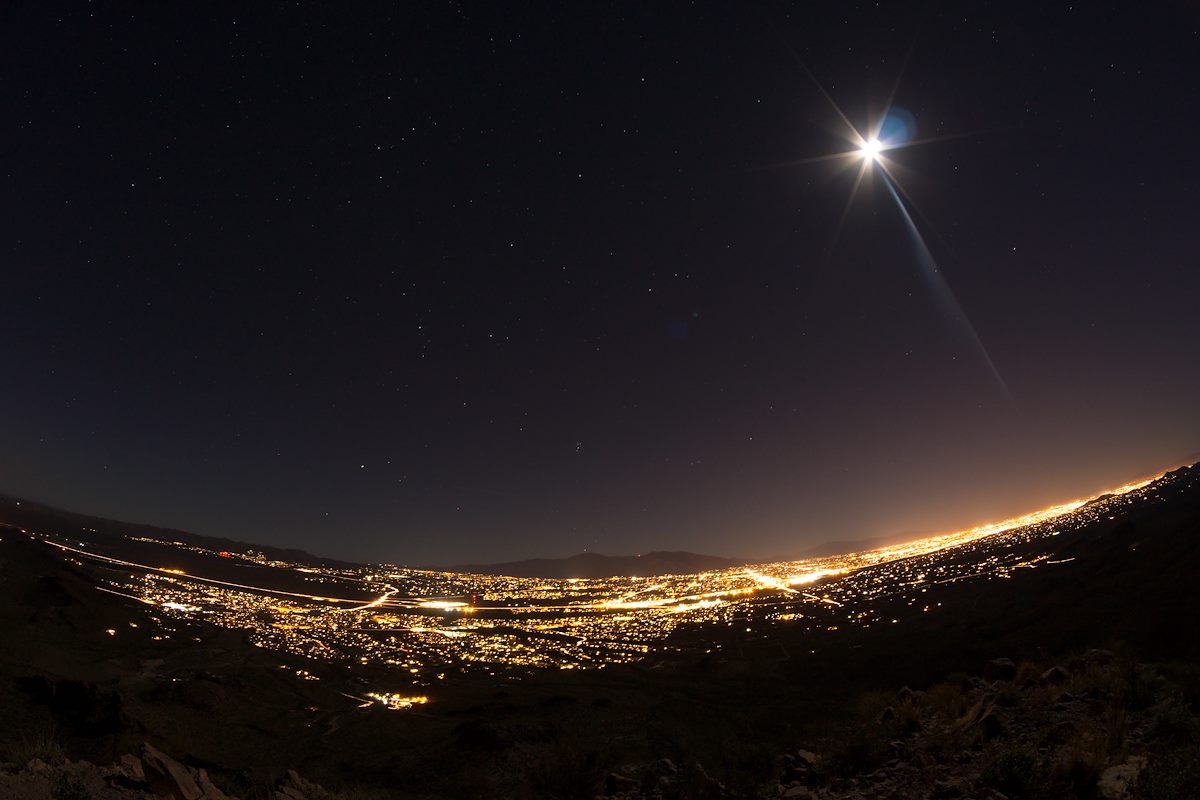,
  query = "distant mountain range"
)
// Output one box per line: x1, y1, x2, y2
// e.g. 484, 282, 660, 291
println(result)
1, 491, 923, 577
444, 535, 932, 578
0, 493, 356, 569
446, 550, 749, 579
